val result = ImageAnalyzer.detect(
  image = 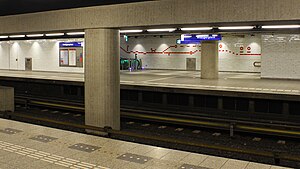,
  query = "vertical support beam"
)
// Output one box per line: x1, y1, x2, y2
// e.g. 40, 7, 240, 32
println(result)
201, 40, 219, 79
282, 102, 289, 115
138, 91, 143, 105
162, 93, 168, 106
217, 97, 223, 110
188, 95, 194, 107
249, 100, 255, 113
85, 28, 120, 130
